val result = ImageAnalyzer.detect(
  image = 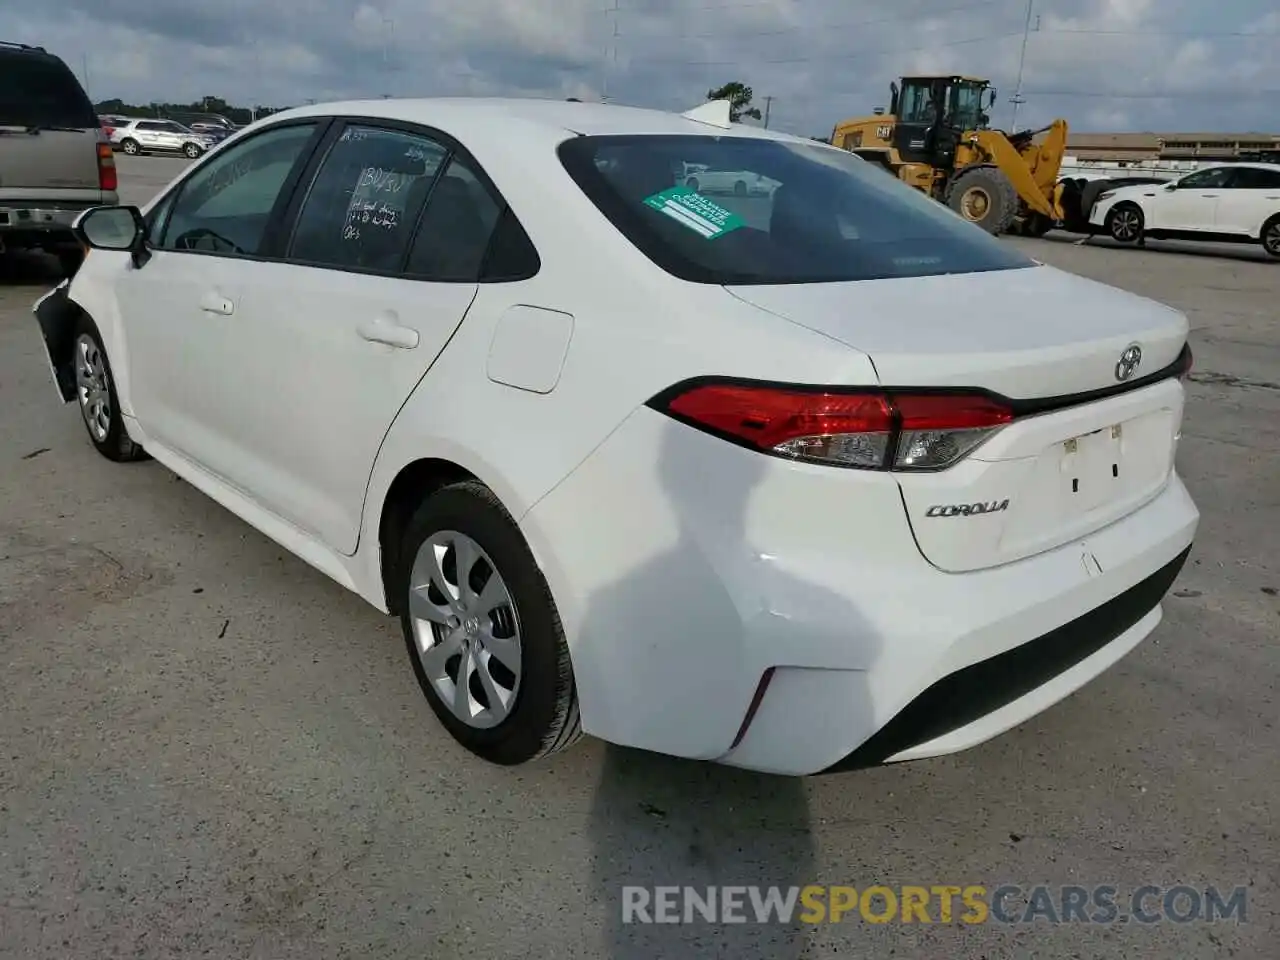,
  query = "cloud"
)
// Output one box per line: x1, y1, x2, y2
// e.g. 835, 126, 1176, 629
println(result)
6, 0, 1276, 135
